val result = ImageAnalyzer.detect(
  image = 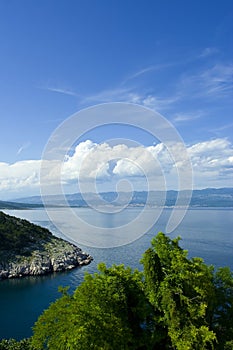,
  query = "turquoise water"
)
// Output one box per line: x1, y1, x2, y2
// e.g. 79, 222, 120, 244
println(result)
0, 207, 233, 340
